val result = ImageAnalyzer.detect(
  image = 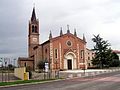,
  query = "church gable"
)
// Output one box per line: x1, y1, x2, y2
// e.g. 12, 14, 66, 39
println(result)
49, 32, 86, 70
51, 33, 85, 47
